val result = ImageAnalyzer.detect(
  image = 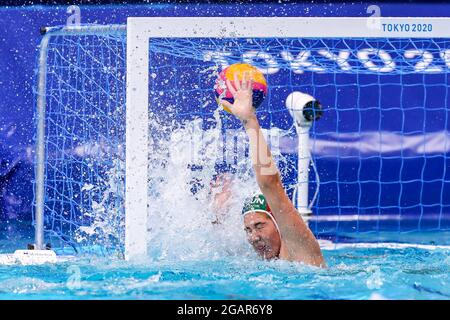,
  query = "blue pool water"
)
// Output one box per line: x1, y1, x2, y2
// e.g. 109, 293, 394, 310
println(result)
1, 232, 449, 300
